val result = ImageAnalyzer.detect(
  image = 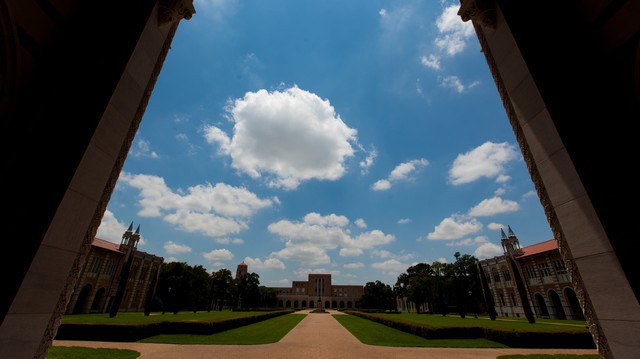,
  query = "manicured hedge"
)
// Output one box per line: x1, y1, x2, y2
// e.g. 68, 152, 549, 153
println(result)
344, 310, 595, 349
55, 309, 294, 342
